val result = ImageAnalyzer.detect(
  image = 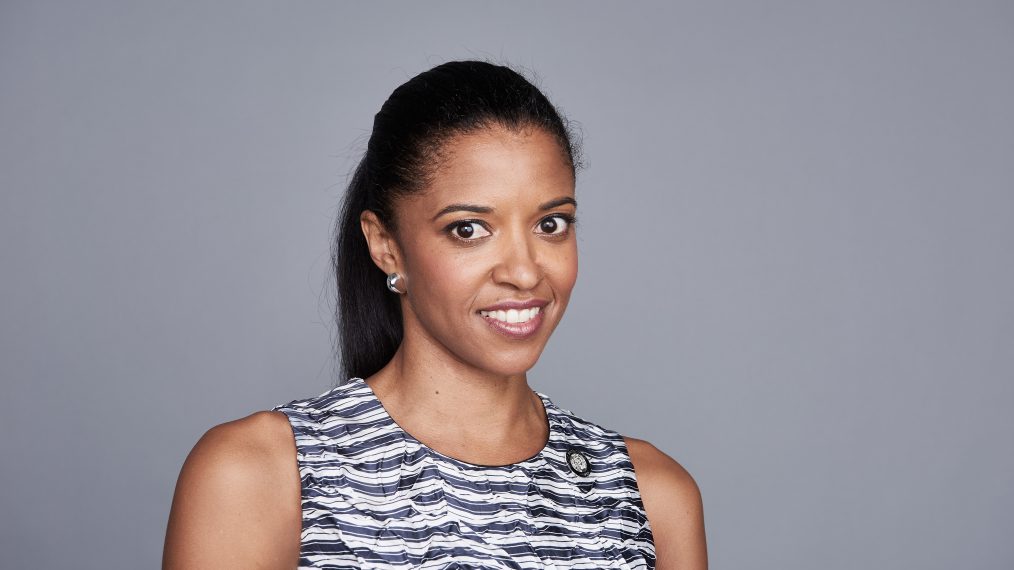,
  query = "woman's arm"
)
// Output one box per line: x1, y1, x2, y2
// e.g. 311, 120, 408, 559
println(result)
625, 436, 708, 570
163, 411, 302, 569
